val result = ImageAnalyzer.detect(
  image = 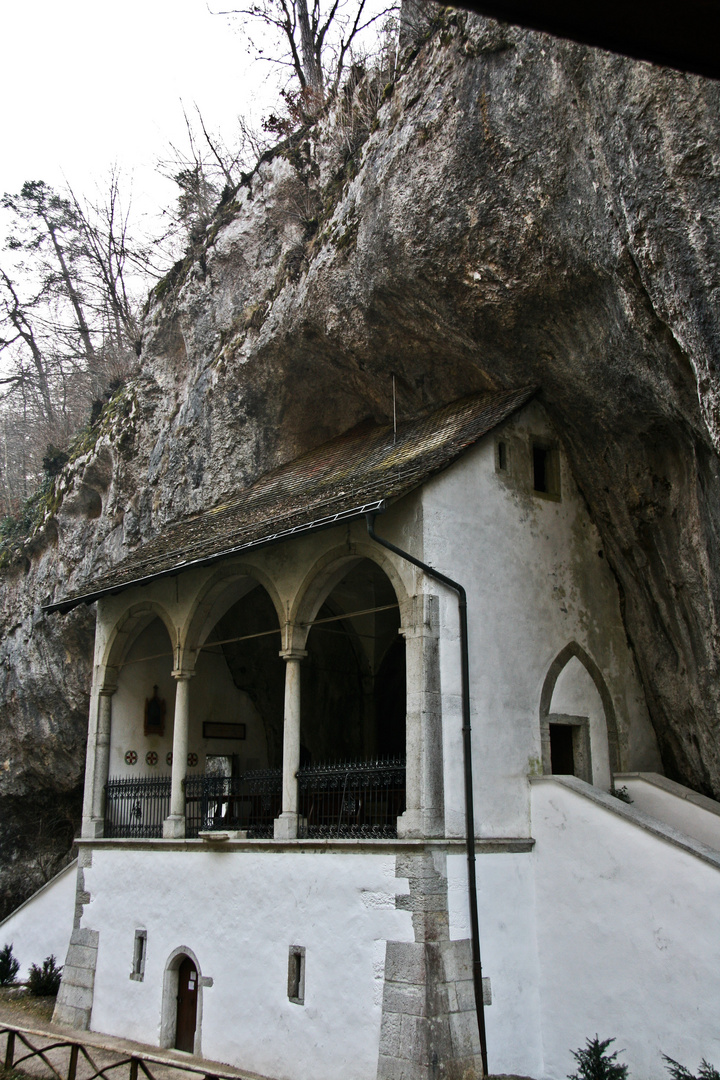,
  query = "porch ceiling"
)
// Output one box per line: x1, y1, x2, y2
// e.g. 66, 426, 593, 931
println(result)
44, 385, 535, 614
